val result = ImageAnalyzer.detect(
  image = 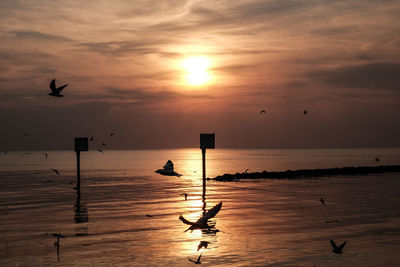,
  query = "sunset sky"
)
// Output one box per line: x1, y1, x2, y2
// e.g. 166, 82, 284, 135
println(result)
1, 0, 399, 150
